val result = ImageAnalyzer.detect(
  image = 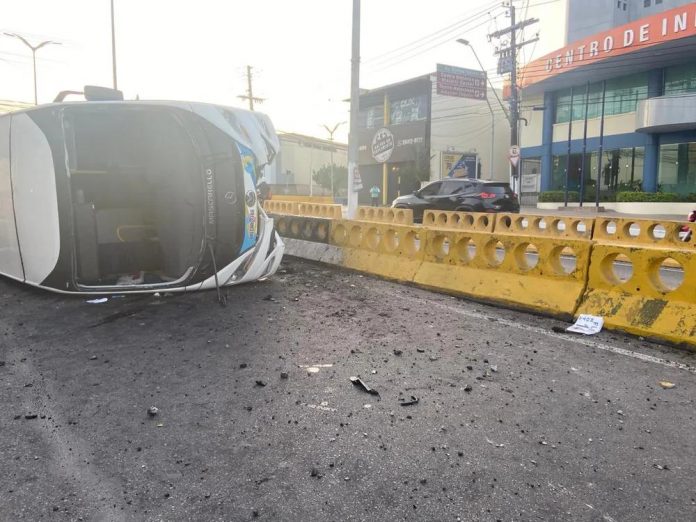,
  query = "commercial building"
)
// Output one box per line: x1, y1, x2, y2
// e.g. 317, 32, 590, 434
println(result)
519, 1, 696, 206
358, 73, 510, 205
